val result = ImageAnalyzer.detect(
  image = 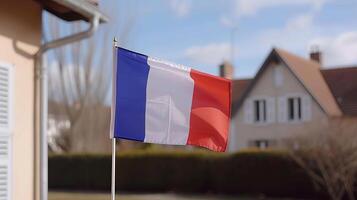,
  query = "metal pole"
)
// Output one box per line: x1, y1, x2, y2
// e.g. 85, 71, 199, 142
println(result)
35, 15, 101, 200
39, 54, 48, 200
111, 37, 118, 200
111, 138, 116, 200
